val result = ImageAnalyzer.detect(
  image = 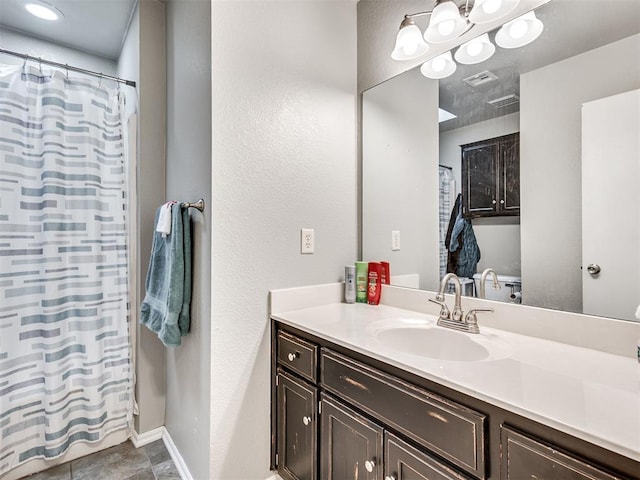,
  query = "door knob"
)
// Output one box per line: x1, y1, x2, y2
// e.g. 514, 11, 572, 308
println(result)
287, 352, 298, 361
302, 415, 311, 426
587, 264, 601, 275
364, 460, 375, 473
